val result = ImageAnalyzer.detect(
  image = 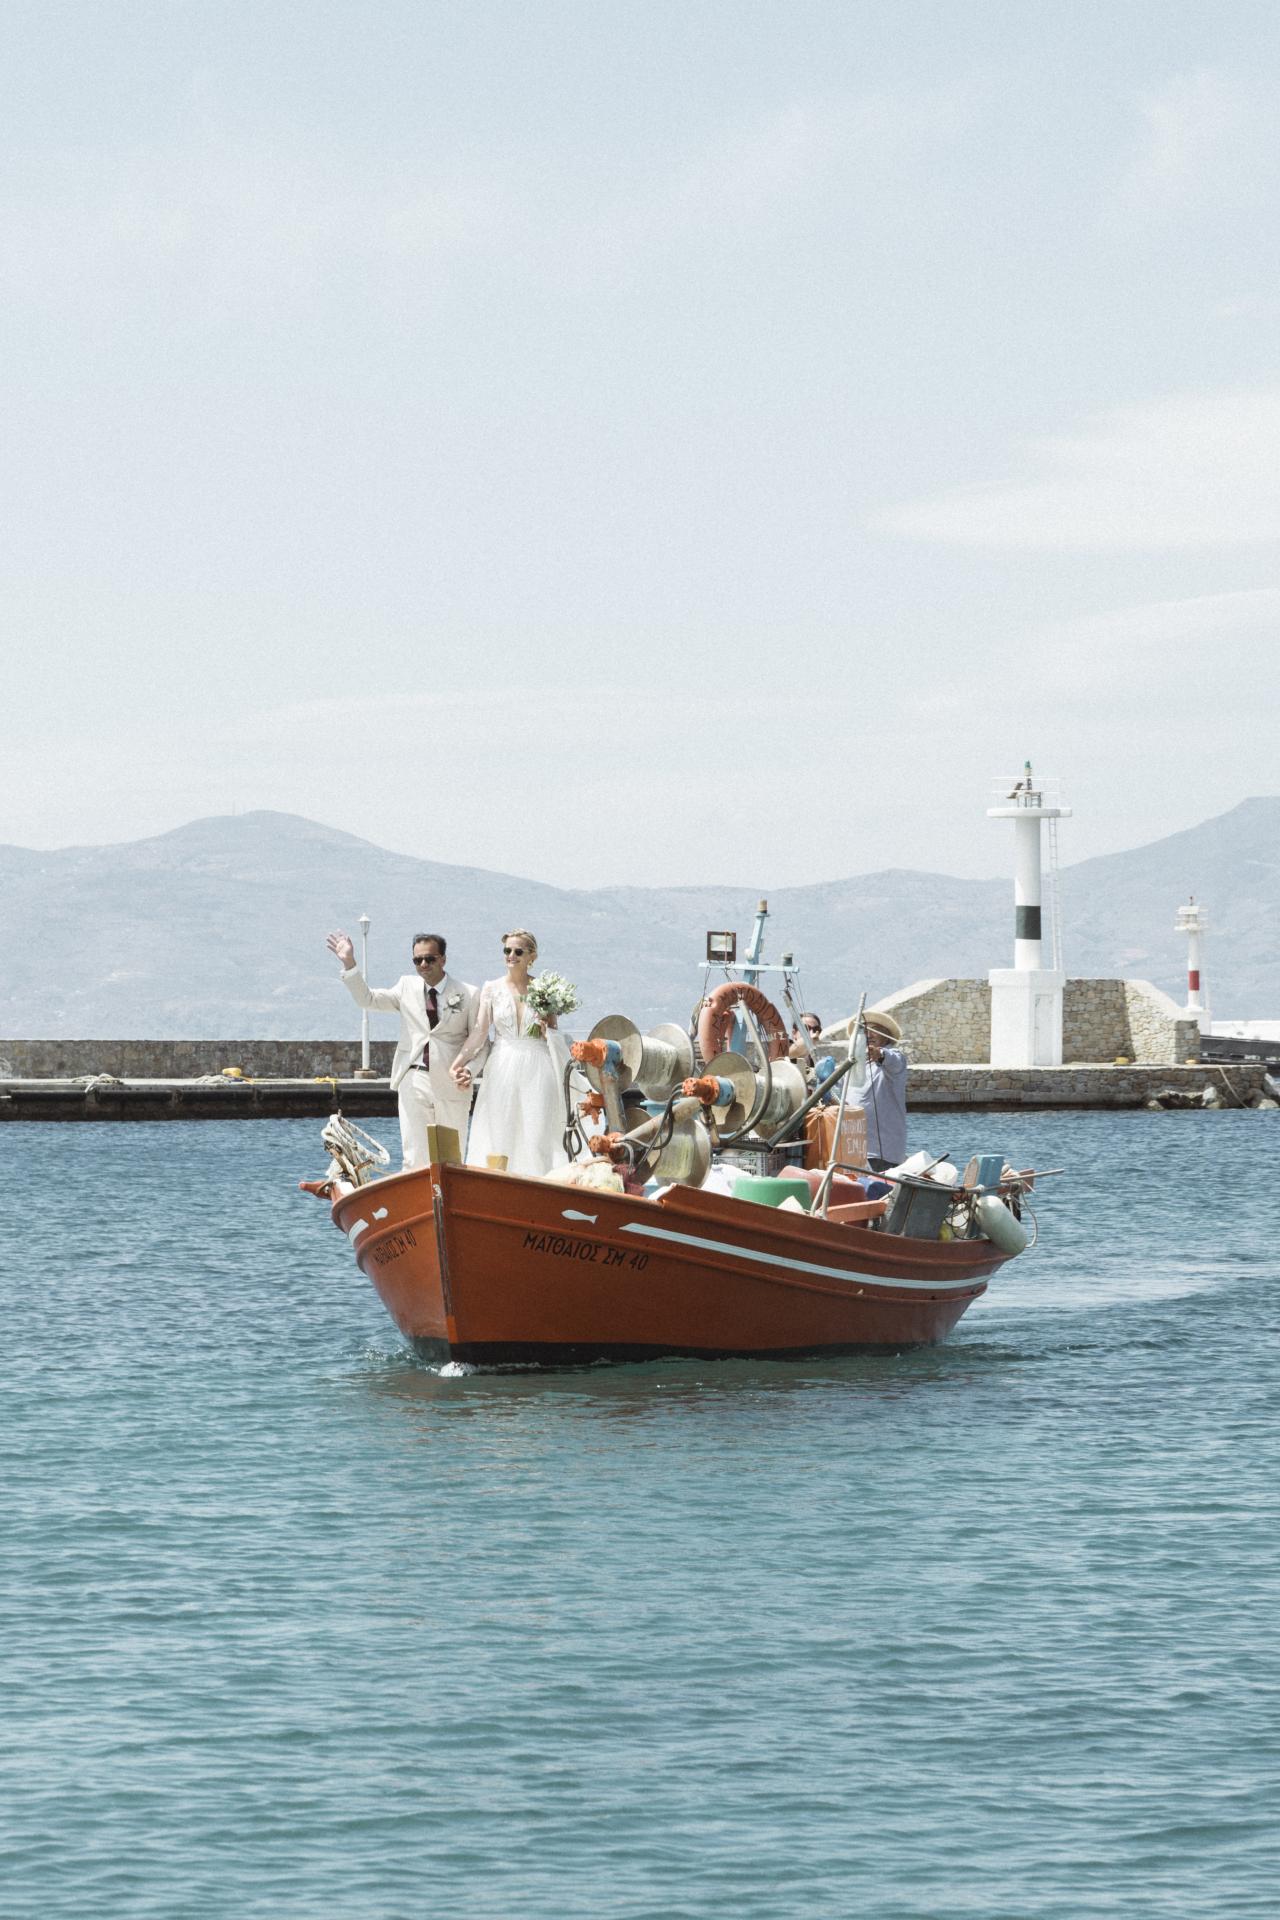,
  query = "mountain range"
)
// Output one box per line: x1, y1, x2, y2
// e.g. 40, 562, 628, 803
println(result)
1, 799, 1276, 1038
